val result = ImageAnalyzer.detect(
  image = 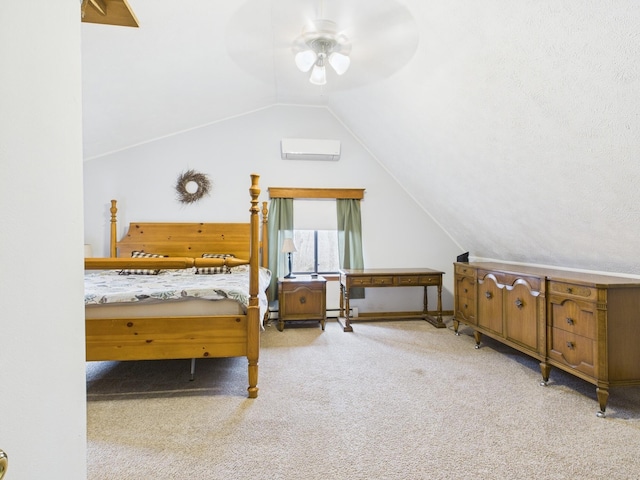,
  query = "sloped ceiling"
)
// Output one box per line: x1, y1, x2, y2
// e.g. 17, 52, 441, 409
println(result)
82, 0, 640, 275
